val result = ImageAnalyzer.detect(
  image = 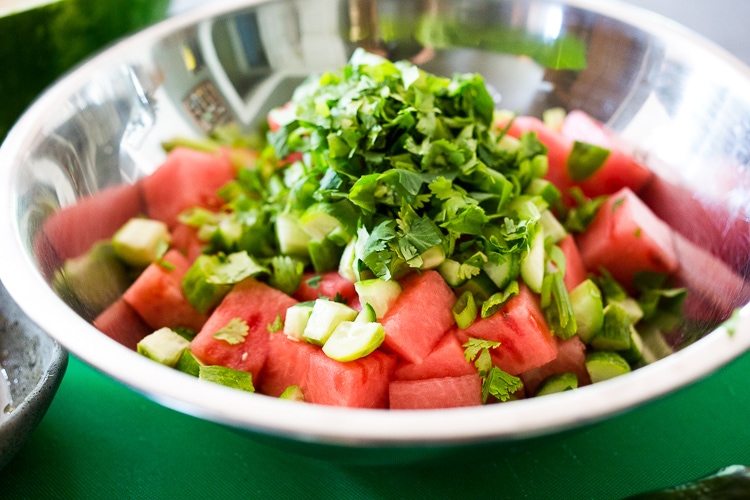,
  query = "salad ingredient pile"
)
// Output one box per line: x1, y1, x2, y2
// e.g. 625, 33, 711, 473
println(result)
44, 49, 748, 410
